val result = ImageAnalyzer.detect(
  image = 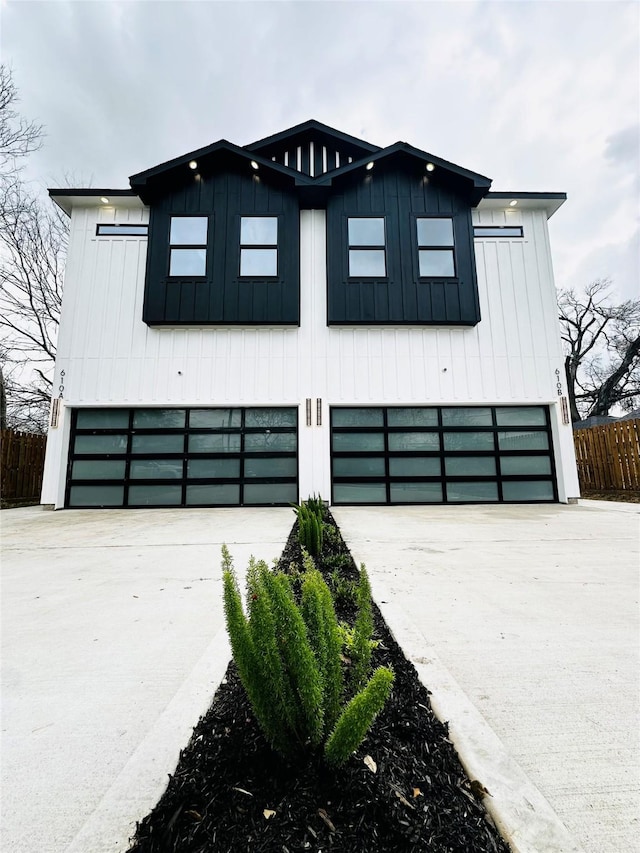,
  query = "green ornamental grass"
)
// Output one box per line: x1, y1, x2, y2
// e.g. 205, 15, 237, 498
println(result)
221, 523, 394, 767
